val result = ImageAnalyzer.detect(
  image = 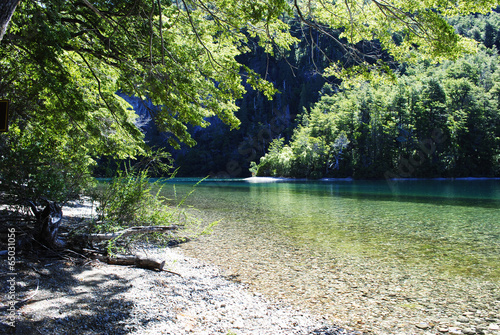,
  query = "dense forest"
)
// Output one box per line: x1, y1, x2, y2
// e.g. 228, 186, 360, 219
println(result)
256, 47, 500, 179
130, 11, 500, 179
254, 13, 500, 179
